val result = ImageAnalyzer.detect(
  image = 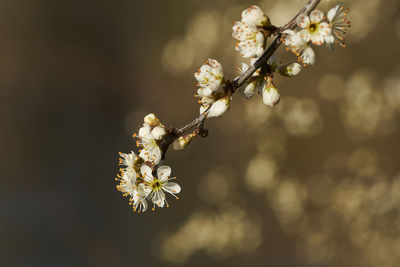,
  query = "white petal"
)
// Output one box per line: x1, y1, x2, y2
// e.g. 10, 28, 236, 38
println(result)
301, 47, 315, 65
151, 126, 166, 140
152, 190, 166, 207
143, 113, 160, 127
327, 3, 342, 22
319, 22, 331, 36
299, 29, 311, 43
139, 183, 152, 198
241, 5, 268, 27
141, 199, 148, 212
152, 146, 162, 165
296, 14, 310, 28
157, 165, 171, 182
311, 34, 324, 46
138, 124, 152, 139
163, 182, 181, 194
325, 35, 335, 50
310, 10, 324, 23
140, 164, 154, 183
